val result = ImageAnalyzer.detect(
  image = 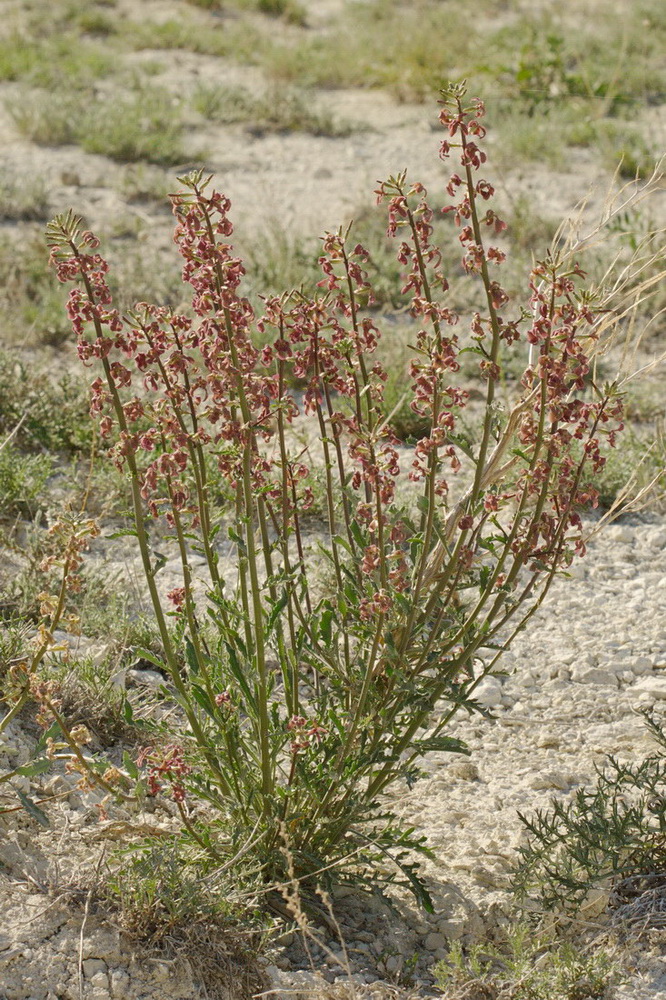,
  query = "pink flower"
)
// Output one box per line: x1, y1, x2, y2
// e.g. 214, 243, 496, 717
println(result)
167, 588, 186, 610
